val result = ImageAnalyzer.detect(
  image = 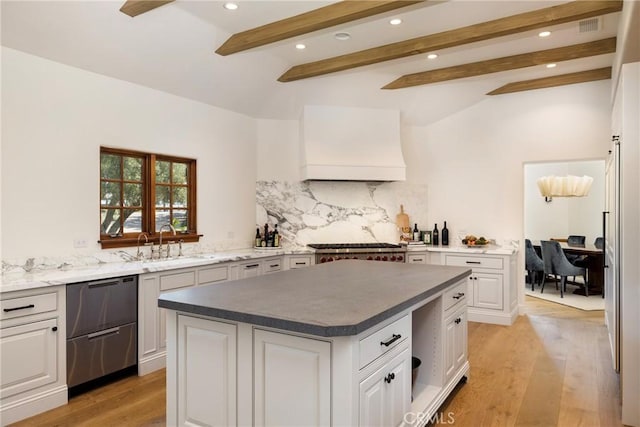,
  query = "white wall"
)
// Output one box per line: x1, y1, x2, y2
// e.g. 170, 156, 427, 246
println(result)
256, 119, 300, 181
524, 160, 605, 244
1, 47, 257, 261
402, 80, 611, 304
